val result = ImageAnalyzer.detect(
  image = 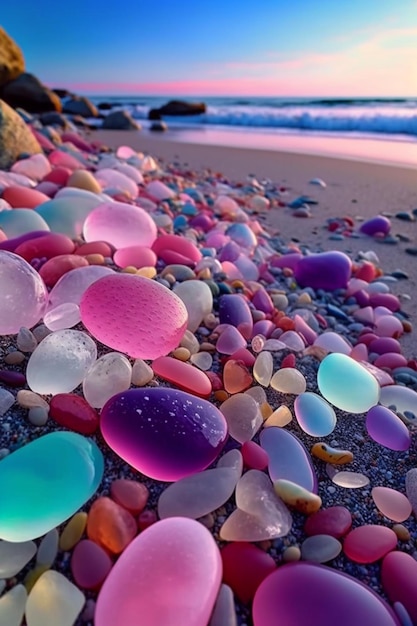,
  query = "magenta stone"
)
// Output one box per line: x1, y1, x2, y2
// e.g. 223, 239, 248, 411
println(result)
96, 517, 222, 626
294, 251, 352, 290
80, 274, 188, 359
369, 293, 400, 312
304, 506, 352, 538
253, 562, 400, 626
252, 288, 274, 314
0, 370, 26, 387
382, 551, 417, 625
100, 388, 228, 481
360, 216, 391, 236
366, 405, 411, 451
0, 230, 49, 253
152, 234, 202, 266
71, 539, 112, 589
83, 201, 157, 249
343, 525, 397, 564
368, 338, 401, 354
